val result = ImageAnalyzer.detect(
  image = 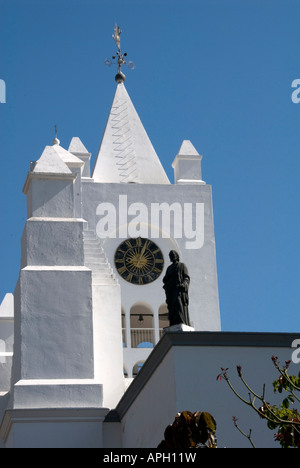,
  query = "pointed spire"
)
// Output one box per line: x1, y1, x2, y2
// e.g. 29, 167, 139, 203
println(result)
23, 145, 75, 195
68, 137, 90, 155
32, 146, 72, 175
177, 140, 200, 156
92, 82, 170, 184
